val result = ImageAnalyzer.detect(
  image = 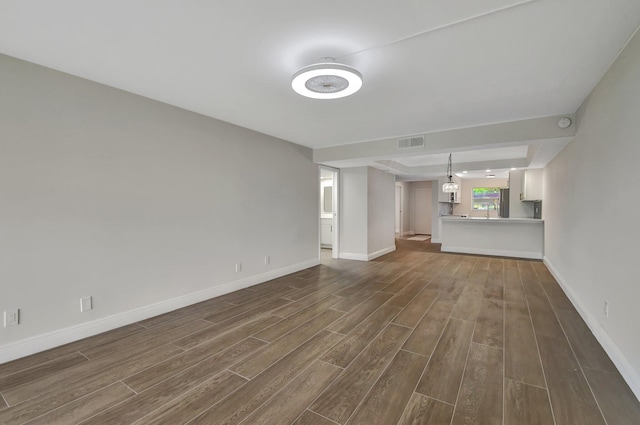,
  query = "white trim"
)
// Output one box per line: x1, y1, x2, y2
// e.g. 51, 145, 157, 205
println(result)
367, 245, 396, 260
339, 252, 369, 261
340, 245, 396, 262
0, 258, 319, 364
441, 245, 542, 259
543, 256, 640, 401
431, 237, 442, 243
